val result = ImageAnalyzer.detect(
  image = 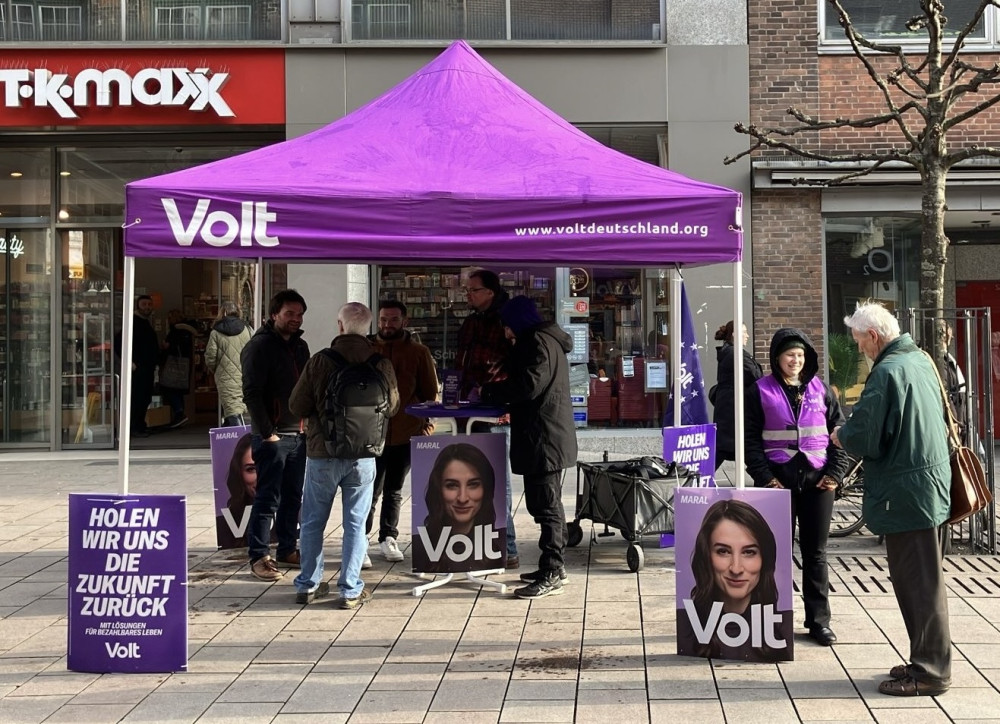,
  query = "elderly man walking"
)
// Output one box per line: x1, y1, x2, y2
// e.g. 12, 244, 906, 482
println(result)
832, 301, 951, 697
